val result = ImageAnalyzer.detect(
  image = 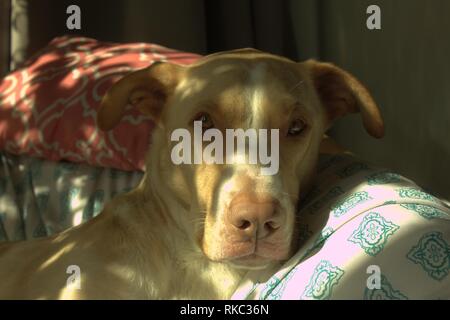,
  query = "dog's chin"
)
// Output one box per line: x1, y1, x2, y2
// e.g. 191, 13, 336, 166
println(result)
225, 254, 275, 270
